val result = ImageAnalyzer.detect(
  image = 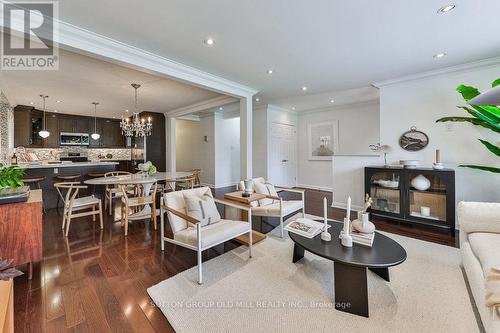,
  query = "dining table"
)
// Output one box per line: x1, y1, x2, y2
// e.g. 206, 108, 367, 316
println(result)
84, 171, 193, 221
